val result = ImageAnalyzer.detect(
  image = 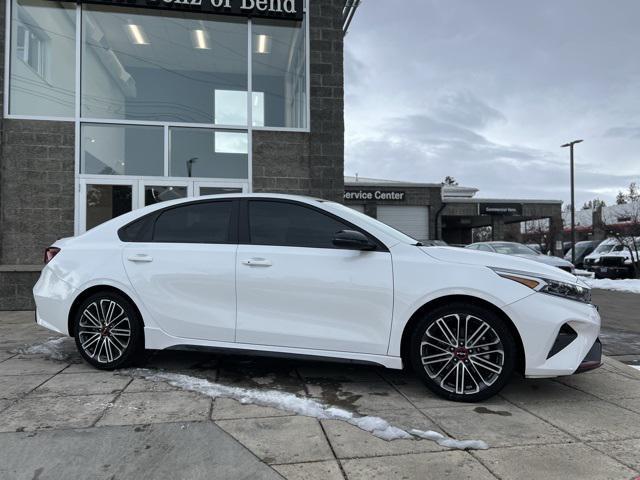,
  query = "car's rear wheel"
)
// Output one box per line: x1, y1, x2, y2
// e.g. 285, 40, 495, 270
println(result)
73, 291, 144, 370
410, 303, 516, 402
